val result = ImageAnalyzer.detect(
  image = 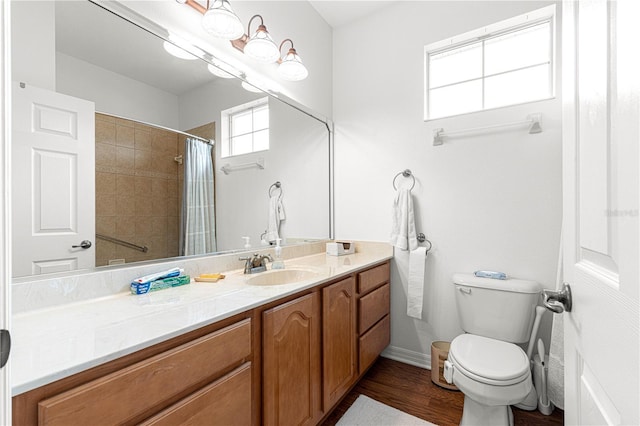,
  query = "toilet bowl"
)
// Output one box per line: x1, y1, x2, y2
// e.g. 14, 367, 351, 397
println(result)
444, 273, 541, 426
446, 334, 532, 425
